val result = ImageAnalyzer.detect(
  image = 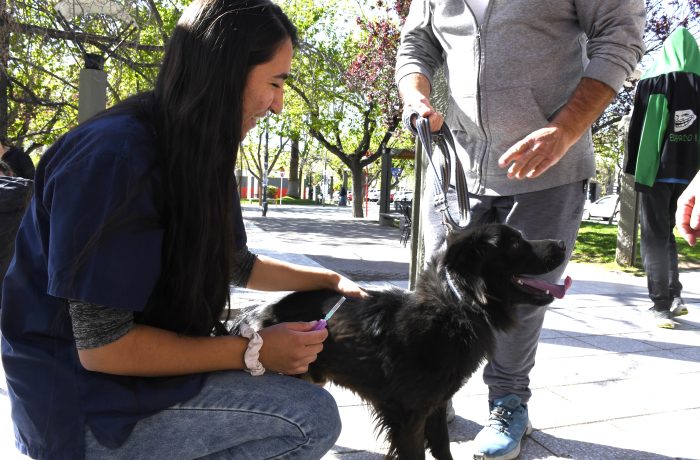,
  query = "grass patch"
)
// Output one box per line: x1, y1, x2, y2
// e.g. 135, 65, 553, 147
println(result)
241, 197, 317, 206
572, 221, 700, 274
